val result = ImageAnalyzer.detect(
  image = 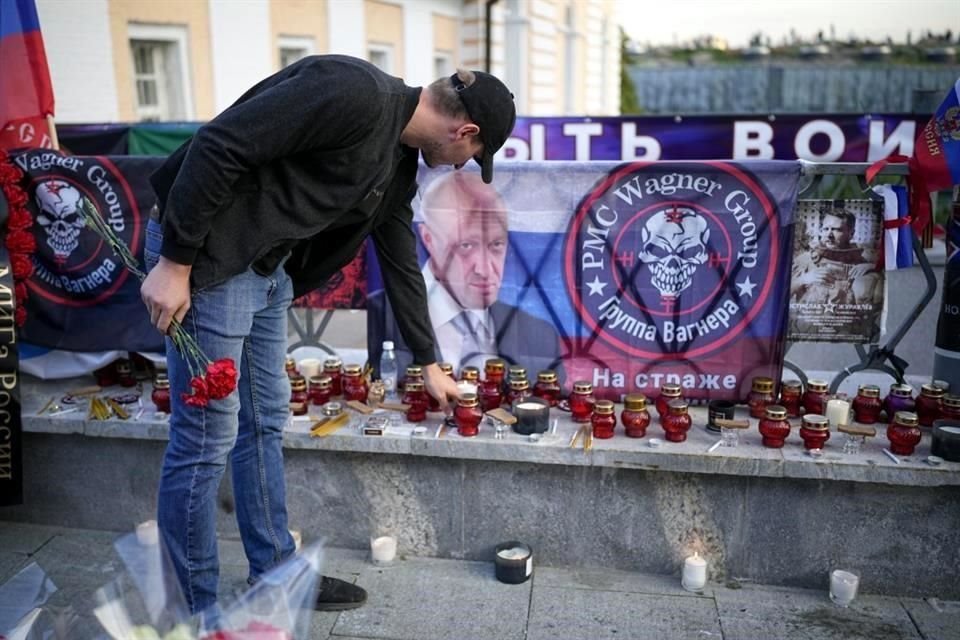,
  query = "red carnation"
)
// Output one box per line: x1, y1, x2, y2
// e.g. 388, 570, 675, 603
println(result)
6, 208, 33, 230
0, 162, 21, 184
15, 282, 27, 302
10, 254, 33, 279
205, 358, 238, 400
14, 306, 26, 327
6, 229, 37, 254
182, 375, 210, 407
